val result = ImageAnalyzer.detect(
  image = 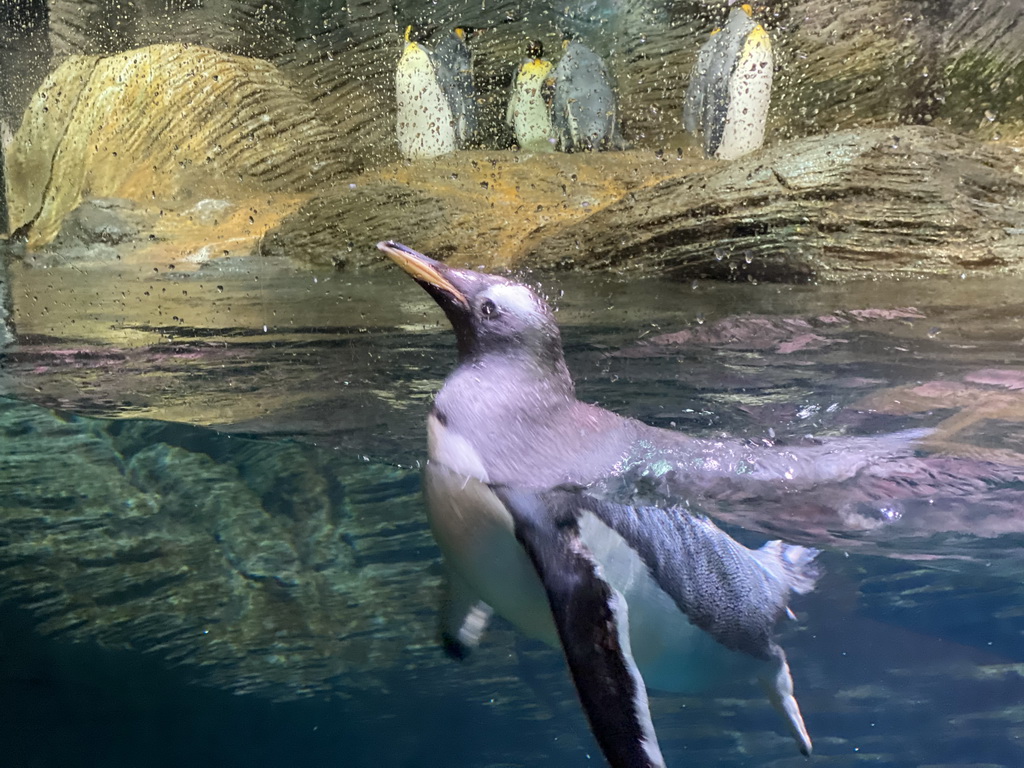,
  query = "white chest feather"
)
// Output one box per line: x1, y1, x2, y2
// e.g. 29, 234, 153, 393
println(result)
425, 416, 760, 692
396, 44, 457, 160
508, 62, 554, 151
717, 27, 773, 160
425, 416, 556, 643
